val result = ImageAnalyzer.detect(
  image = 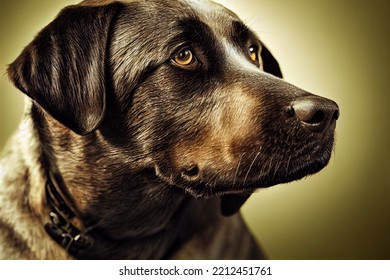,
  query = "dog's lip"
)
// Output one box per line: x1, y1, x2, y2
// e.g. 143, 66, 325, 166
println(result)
166, 147, 333, 198
153, 129, 336, 198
